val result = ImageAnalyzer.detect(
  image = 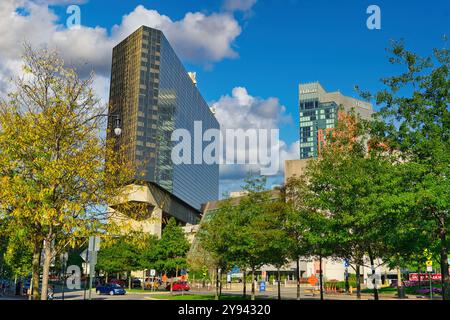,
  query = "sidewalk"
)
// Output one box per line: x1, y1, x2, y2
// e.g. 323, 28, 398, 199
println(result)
0, 293, 28, 300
